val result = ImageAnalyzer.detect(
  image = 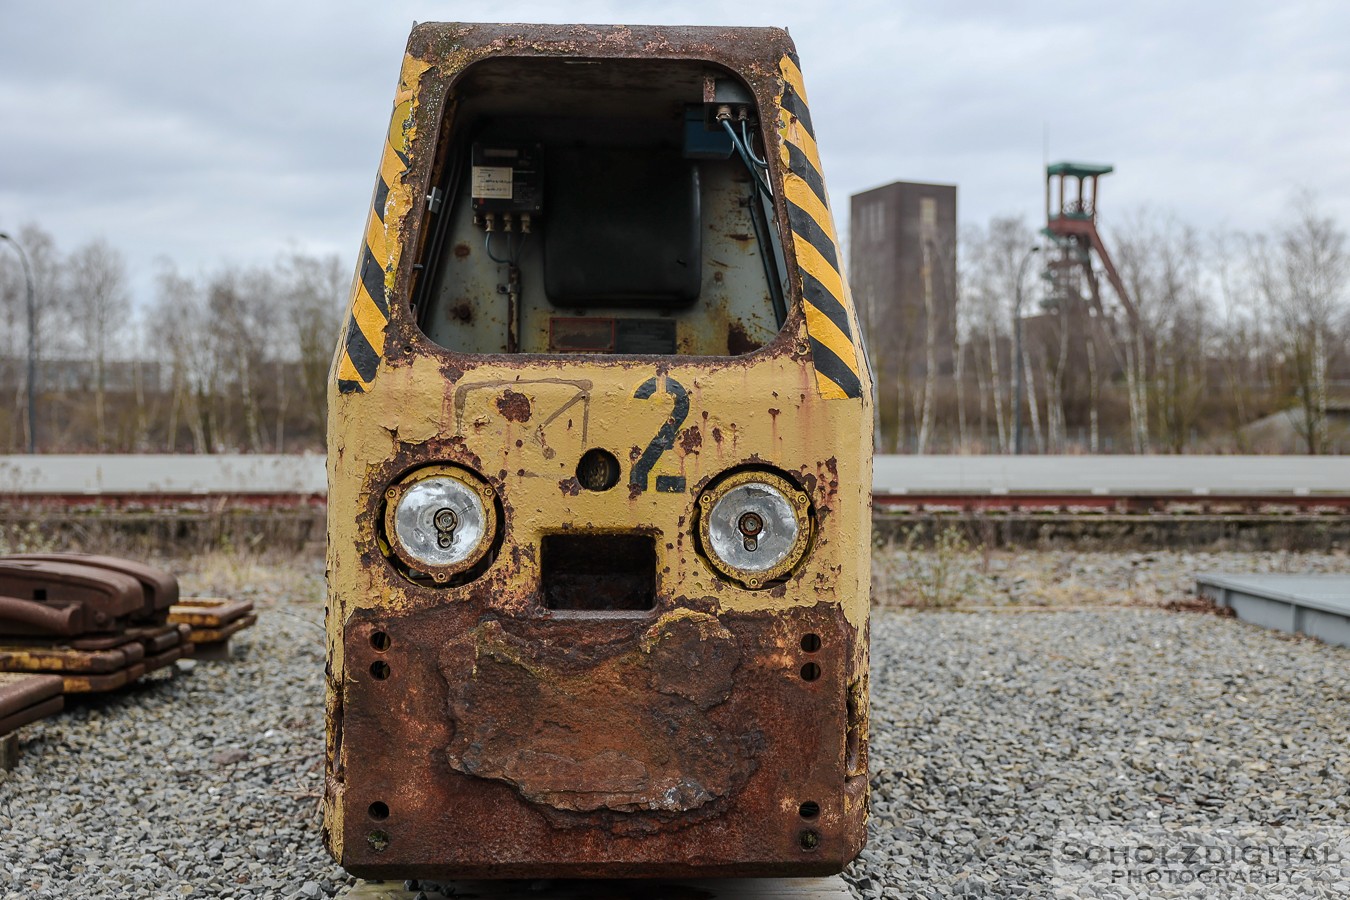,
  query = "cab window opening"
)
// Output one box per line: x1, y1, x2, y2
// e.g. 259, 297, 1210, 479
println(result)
411, 57, 788, 358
